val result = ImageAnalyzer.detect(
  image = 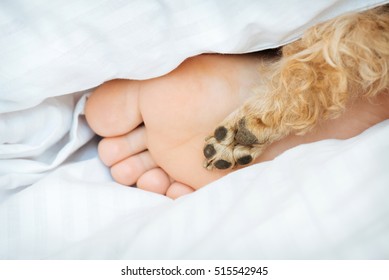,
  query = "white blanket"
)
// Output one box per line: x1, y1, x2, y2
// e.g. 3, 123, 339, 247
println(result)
1, 0, 389, 259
